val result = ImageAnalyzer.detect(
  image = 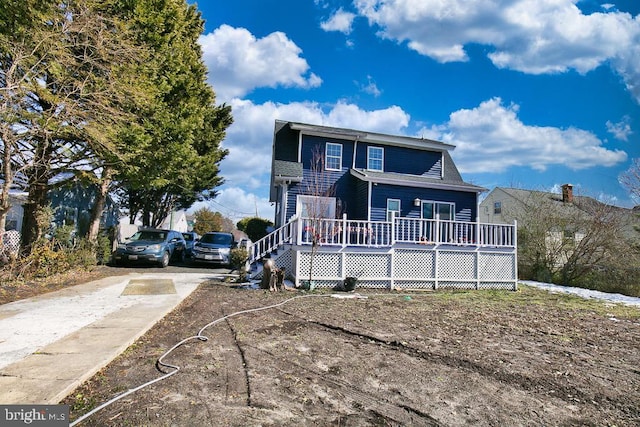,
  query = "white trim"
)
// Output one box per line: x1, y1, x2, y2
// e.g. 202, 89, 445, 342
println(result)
352, 137, 358, 169
367, 181, 372, 221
